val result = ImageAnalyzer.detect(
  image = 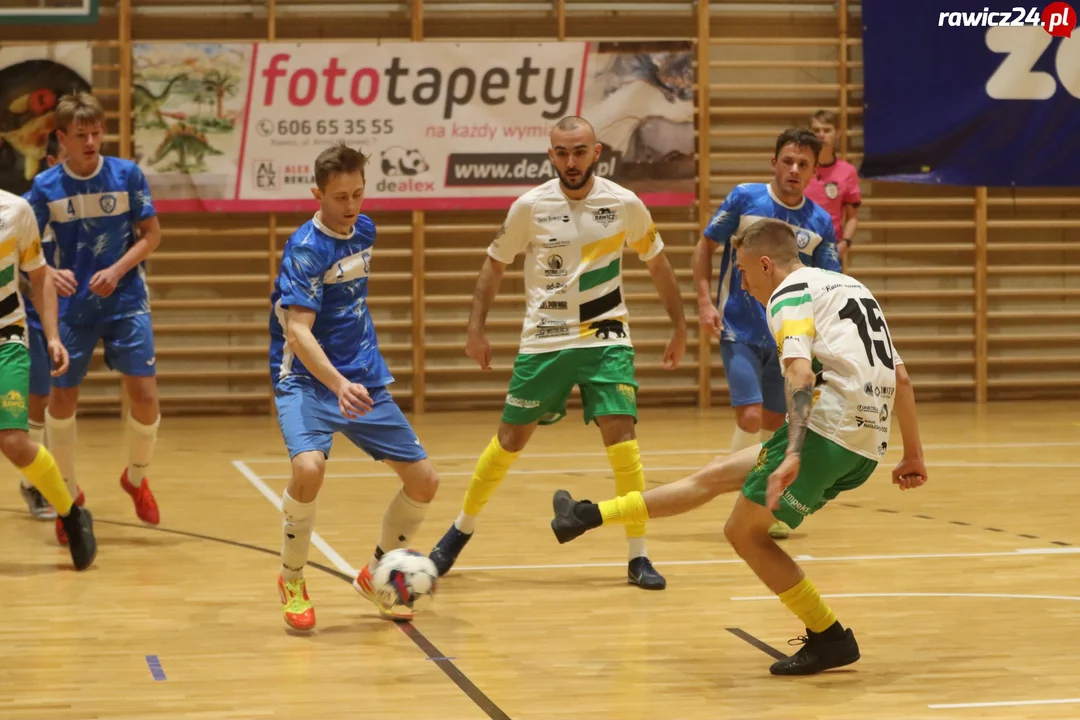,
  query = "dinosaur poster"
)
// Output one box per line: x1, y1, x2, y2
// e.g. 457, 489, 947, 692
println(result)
133, 41, 696, 213
0, 43, 92, 196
